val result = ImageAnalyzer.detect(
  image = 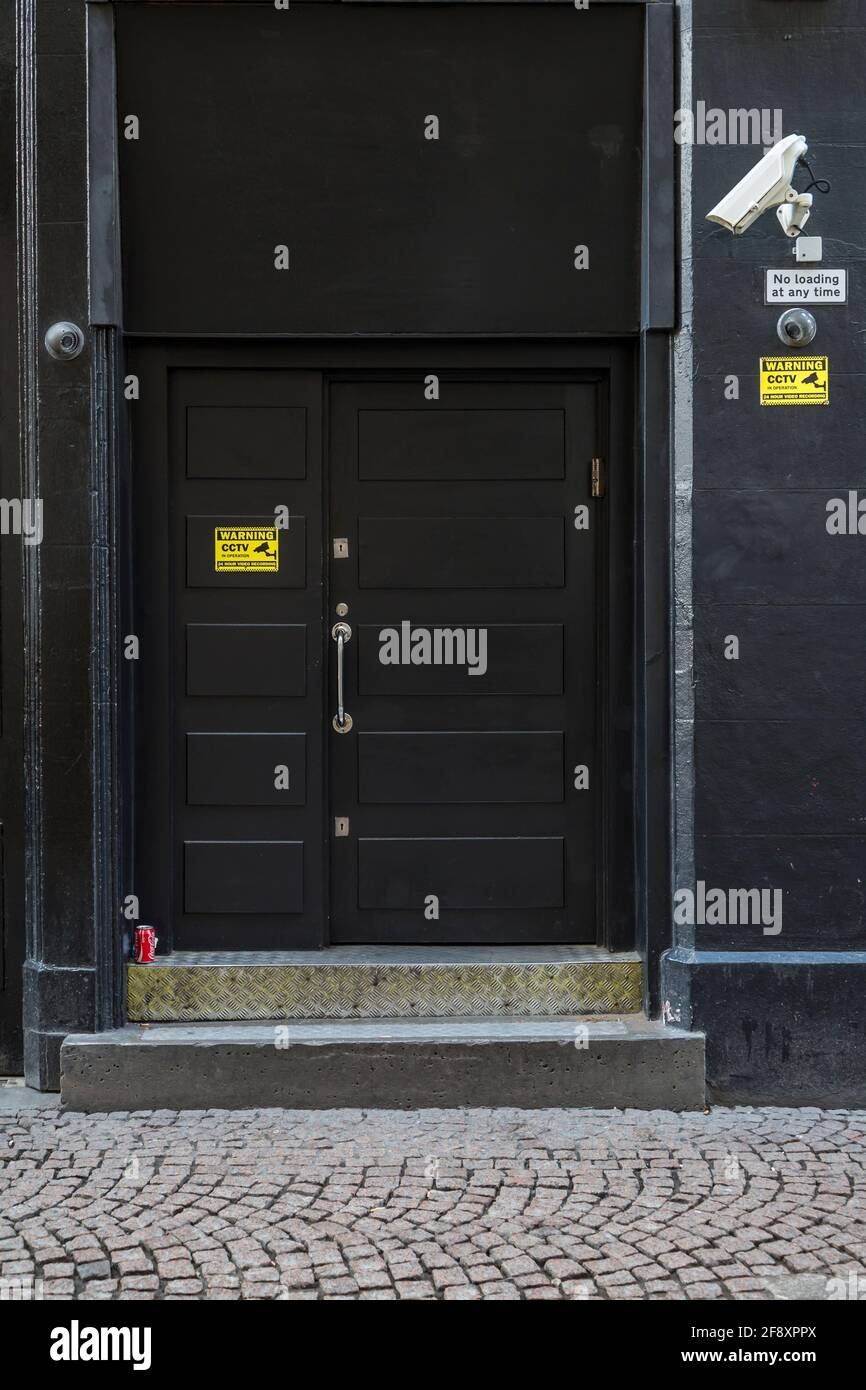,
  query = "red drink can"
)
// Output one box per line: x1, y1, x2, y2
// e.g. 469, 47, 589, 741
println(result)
134, 926, 157, 963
